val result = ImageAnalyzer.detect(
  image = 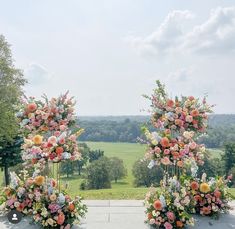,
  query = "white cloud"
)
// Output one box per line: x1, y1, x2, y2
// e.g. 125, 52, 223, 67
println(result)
24, 63, 52, 85
126, 10, 194, 57
128, 7, 235, 57
184, 7, 235, 55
